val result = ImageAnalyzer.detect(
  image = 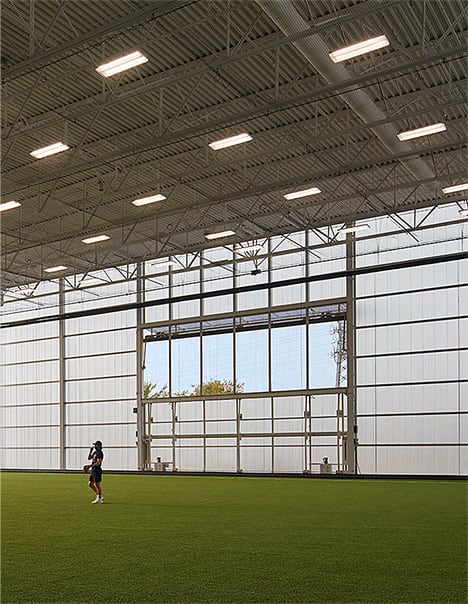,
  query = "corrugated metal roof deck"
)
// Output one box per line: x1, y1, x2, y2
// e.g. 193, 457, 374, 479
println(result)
1, 0, 466, 288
